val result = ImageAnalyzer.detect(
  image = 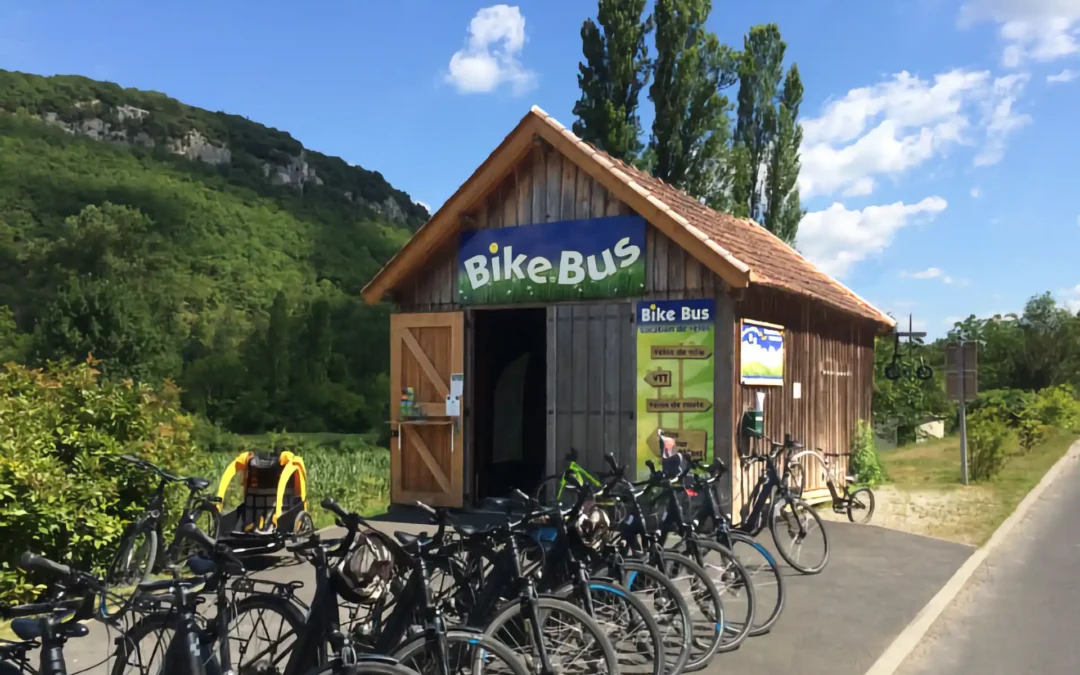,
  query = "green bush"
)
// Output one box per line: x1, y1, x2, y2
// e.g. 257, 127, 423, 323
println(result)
849, 419, 884, 486
0, 359, 197, 603
967, 408, 1014, 481
1029, 384, 1080, 431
